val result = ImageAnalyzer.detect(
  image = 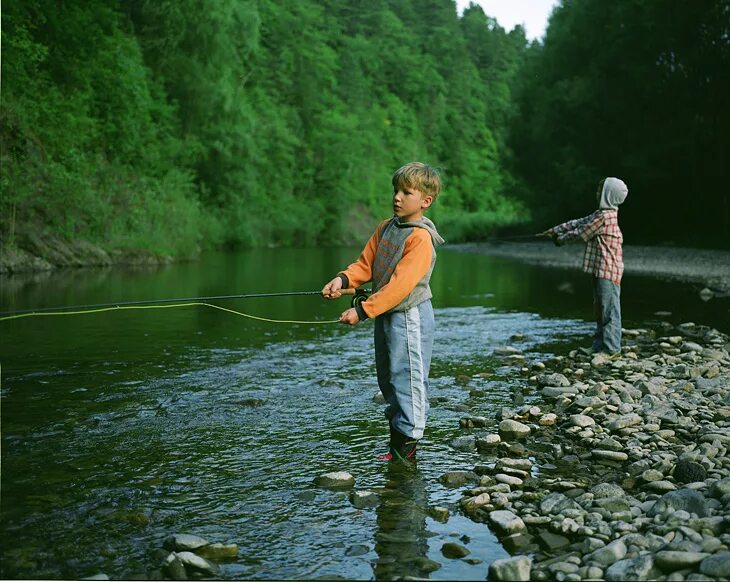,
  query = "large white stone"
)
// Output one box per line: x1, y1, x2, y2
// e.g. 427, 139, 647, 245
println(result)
489, 556, 532, 581
498, 419, 531, 440
489, 510, 526, 535
314, 471, 355, 488
164, 533, 210, 551
176, 551, 220, 576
